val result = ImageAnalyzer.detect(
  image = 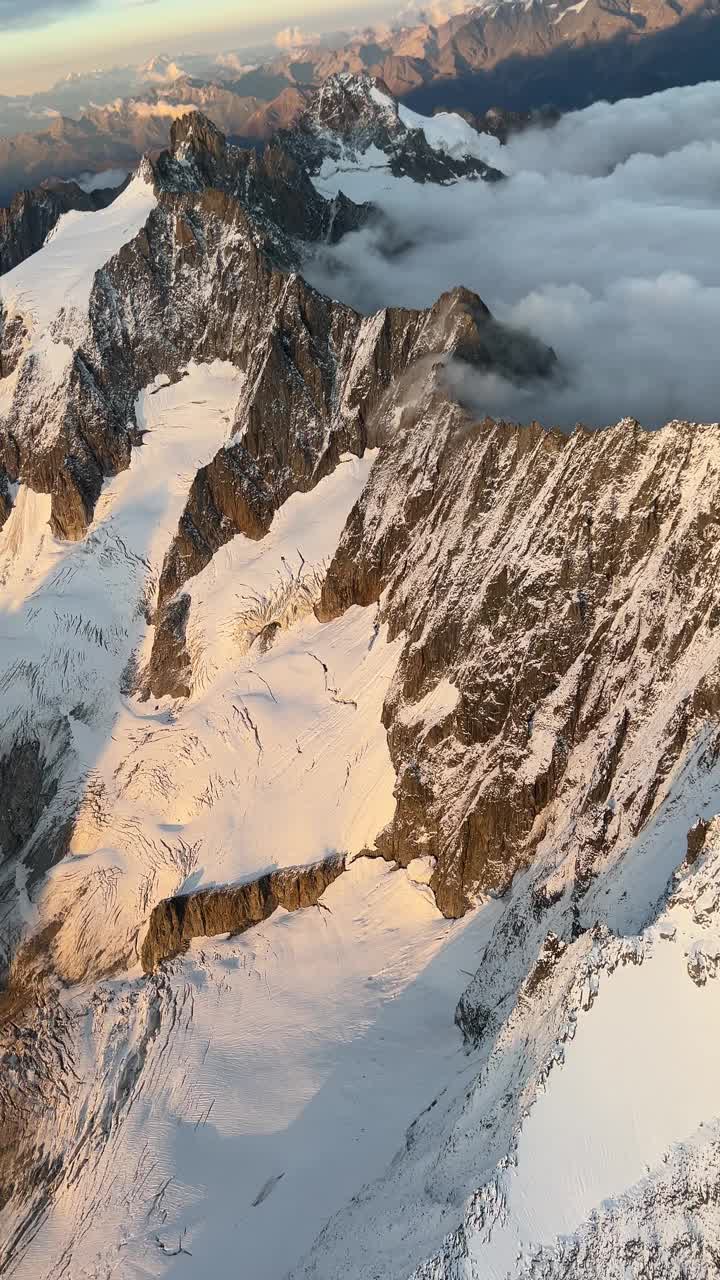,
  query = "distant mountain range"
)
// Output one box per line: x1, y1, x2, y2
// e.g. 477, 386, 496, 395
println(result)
2, 0, 720, 203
